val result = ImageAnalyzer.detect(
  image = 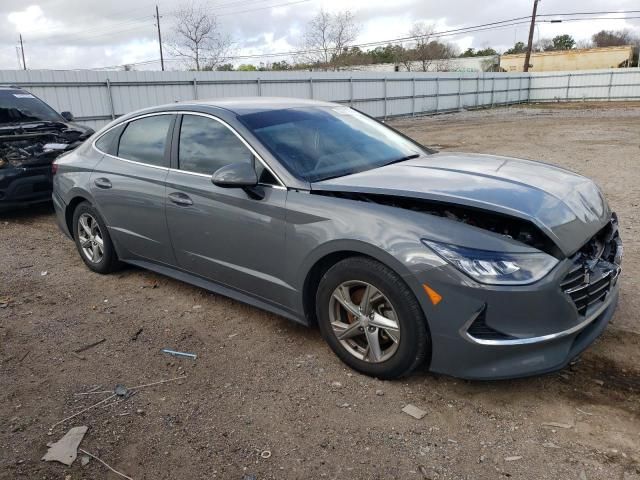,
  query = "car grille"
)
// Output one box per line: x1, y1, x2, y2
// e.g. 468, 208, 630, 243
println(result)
561, 216, 622, 316
561, 266, 614, 316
